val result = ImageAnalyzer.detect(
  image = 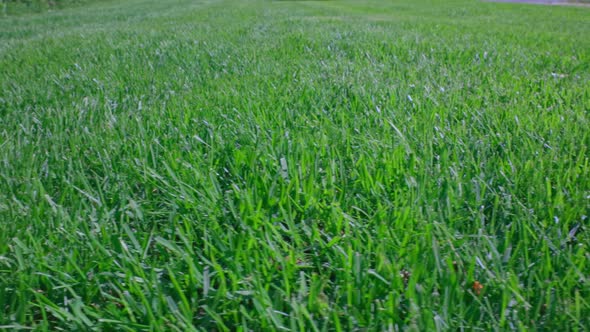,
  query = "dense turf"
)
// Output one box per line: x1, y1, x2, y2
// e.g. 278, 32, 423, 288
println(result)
1, 0, 589, 330
1, 0, 105, 15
